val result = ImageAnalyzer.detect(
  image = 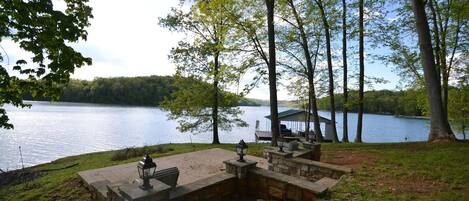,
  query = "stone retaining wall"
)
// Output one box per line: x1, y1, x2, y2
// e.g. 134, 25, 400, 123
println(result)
169, 167, 327, 201
246, 167, 326, 201
169, 173, 238, 201
266, 149, 352, 182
